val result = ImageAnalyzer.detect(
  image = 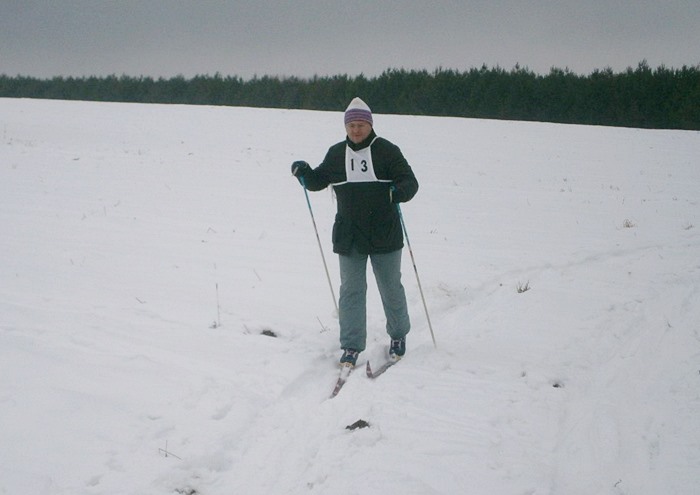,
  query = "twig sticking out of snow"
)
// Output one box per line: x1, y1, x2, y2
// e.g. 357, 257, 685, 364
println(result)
158, 440, 182, 460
